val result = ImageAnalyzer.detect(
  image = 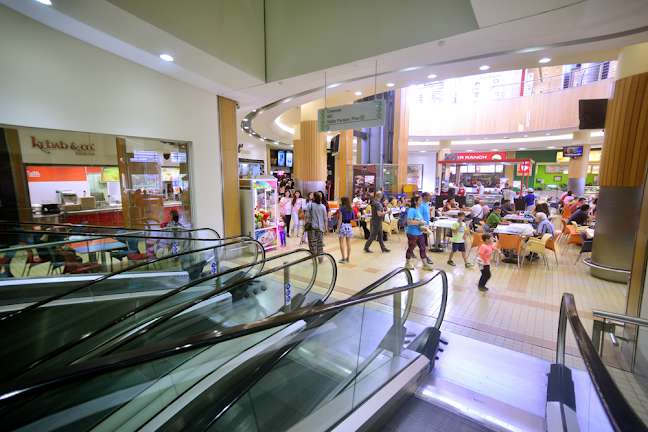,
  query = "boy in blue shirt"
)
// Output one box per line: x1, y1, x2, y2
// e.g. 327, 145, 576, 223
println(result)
522, 188, 536, 212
